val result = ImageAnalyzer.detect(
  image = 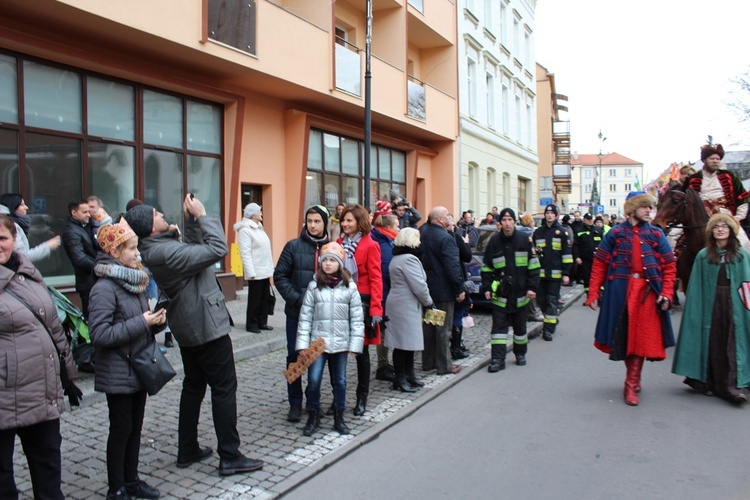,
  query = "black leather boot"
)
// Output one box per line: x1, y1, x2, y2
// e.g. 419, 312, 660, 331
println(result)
451, 326, 468, 359
333, 409, 350, 435
353, 389, 367, 416
164, 331, 174, 348
404, 352, 424, 387
392, 374, 418, 393
302, 409, 320, 436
